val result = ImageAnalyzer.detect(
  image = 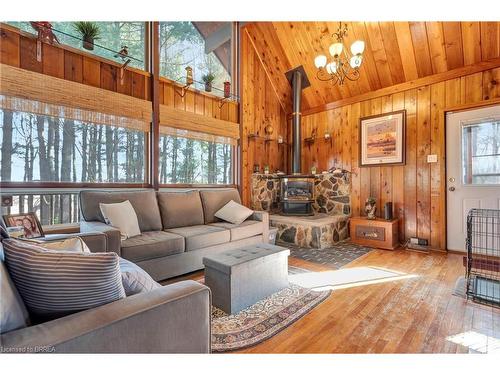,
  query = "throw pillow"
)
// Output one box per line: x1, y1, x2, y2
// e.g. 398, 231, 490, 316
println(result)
119, 258, 160, 296
27, 236, 91, 253
214, 200, 254, 225
99, 200, 141, 239
2, 239, 126, 319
